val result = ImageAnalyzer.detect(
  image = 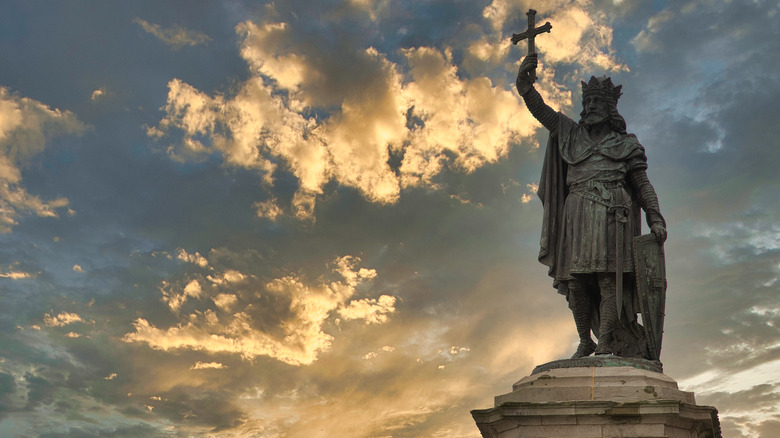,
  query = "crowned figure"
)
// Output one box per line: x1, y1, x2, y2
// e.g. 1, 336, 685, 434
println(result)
517, 54, 667, 359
